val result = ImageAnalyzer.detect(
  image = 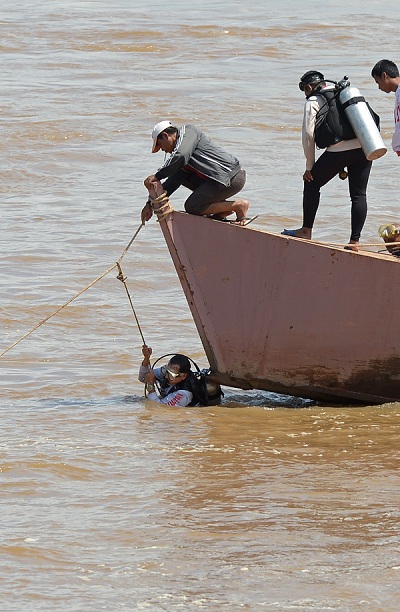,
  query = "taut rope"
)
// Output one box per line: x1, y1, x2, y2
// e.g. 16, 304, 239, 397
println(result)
0, 222, 145, 358
116, 261, 147, 346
